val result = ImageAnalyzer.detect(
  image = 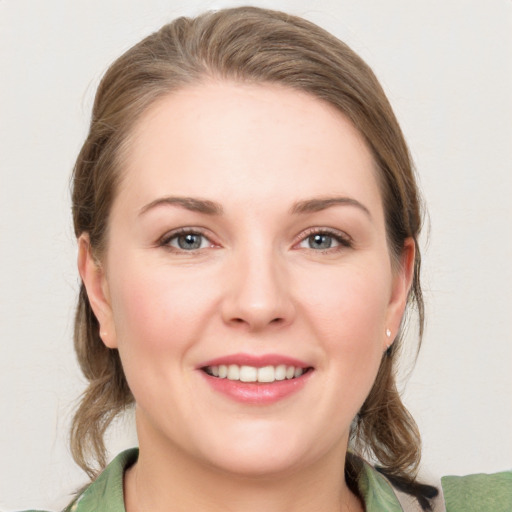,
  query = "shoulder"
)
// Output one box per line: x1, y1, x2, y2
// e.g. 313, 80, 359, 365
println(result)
358, 457, 512, 512
19, 448, 139, 512
441, 470, 512, 512
67, 448, 138, 512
